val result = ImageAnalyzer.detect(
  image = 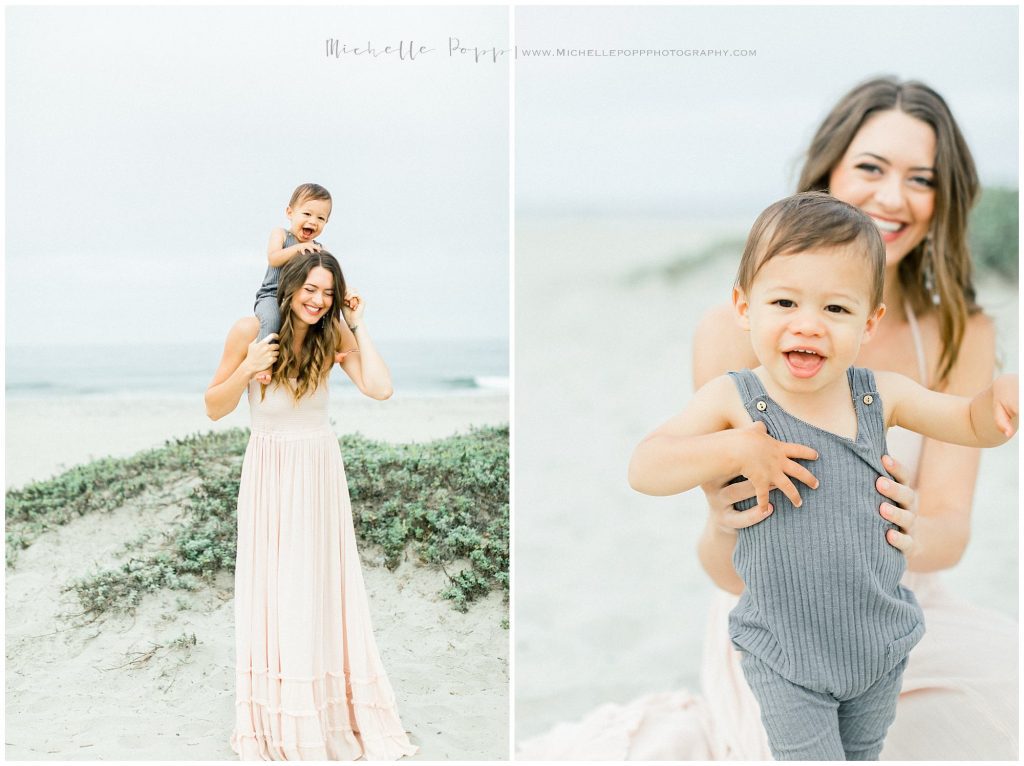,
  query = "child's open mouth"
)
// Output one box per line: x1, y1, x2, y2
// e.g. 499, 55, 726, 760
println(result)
784, 349, 826, 378
302, 225, 316, 238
